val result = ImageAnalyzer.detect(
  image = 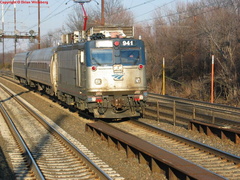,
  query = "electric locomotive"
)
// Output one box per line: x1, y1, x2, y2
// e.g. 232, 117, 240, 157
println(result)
12, 26, 147, 119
